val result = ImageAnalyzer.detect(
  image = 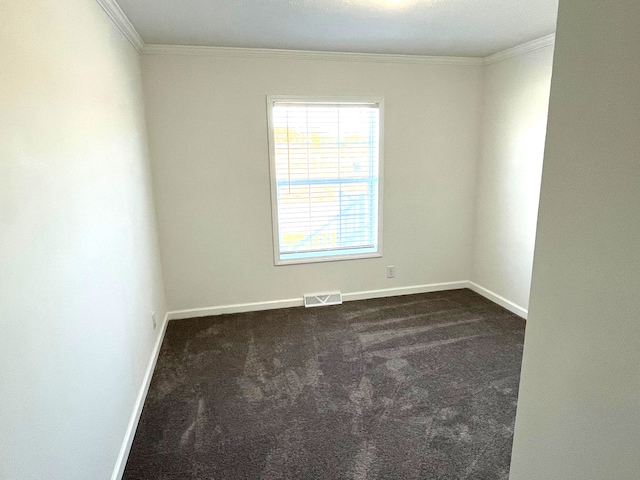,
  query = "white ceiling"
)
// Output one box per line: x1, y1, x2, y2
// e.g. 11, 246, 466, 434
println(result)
115, 0, 558, 57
